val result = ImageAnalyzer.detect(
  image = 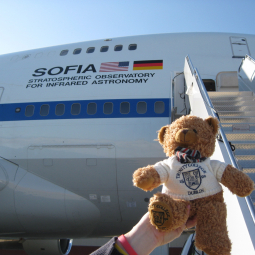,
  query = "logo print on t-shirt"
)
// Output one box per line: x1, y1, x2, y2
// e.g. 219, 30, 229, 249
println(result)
182, 168, 201, 190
